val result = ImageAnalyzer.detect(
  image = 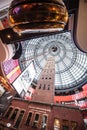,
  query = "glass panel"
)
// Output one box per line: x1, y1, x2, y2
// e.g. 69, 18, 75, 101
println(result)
41, 115, 47, 130
71, 121, 78, 130
4, 107, 13, 119
62, 120, 69, 130
32, 114, 39, 128
25, 112, 32, 126
54, 118, 60, 130
62, 126, 69, 130
14, 110, 24, 128
10, 109, 19, 121
17, 31, 87, 92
